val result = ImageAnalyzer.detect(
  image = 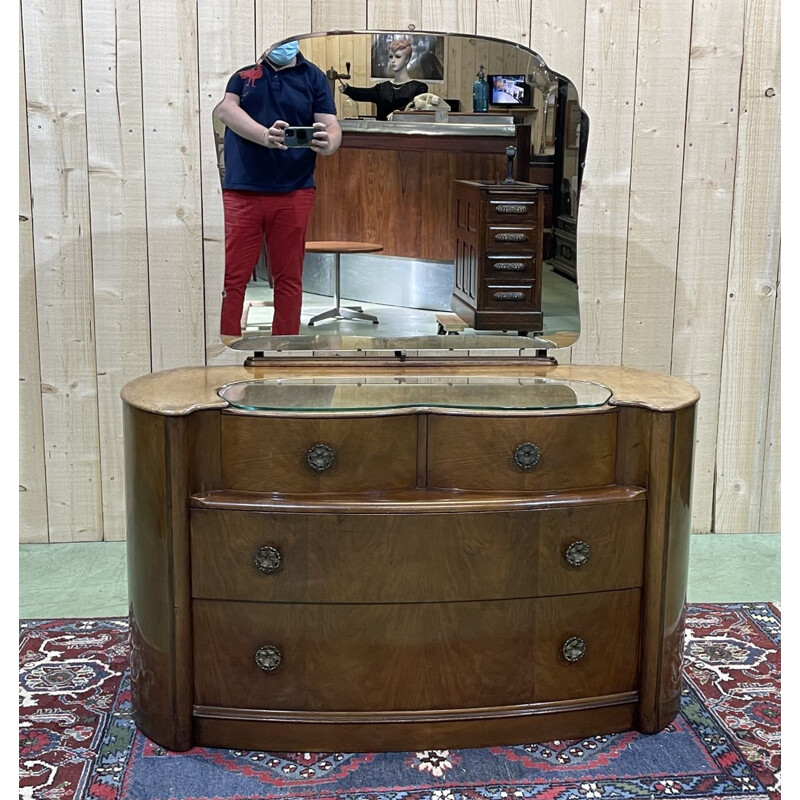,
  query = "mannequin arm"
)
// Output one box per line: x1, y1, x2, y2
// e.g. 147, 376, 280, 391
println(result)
341, 84, 379, 103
